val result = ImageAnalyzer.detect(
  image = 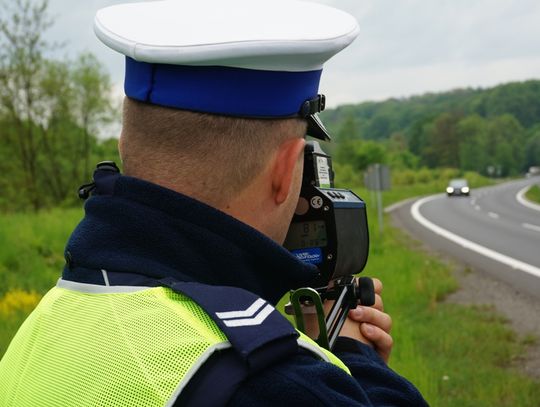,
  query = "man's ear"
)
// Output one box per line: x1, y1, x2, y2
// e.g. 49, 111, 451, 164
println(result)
271, 138, 305, 205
